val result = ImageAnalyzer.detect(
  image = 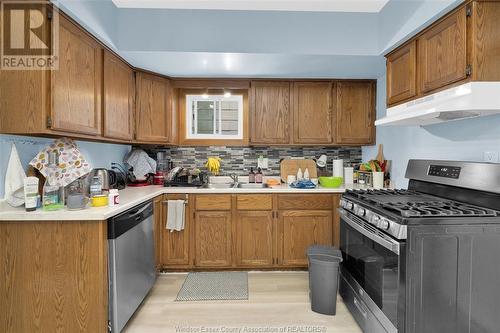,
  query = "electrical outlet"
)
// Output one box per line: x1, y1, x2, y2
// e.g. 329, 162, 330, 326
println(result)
483, 151, 499, 163
258, 157, 269, 169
